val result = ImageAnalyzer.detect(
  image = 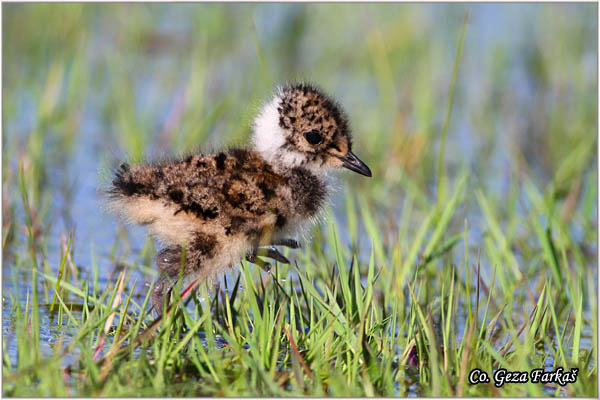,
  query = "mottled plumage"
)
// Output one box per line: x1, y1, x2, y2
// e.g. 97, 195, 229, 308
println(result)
107, 83, 371, 313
